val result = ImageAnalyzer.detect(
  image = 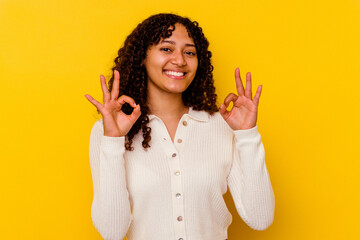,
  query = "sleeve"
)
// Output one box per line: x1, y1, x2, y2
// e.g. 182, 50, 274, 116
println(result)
227, 126, 275, 230
89, 120, 132, 240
